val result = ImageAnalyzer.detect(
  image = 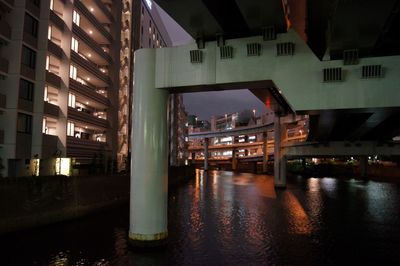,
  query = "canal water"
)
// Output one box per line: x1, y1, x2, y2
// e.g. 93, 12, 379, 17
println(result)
1, 170, 400, 265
